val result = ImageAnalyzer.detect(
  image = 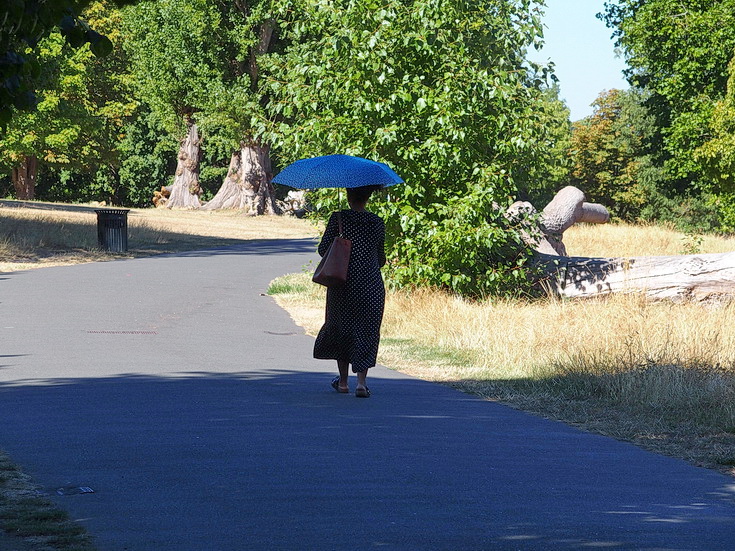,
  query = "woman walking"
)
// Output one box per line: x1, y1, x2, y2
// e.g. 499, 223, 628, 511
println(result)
314, 184, 386, 398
